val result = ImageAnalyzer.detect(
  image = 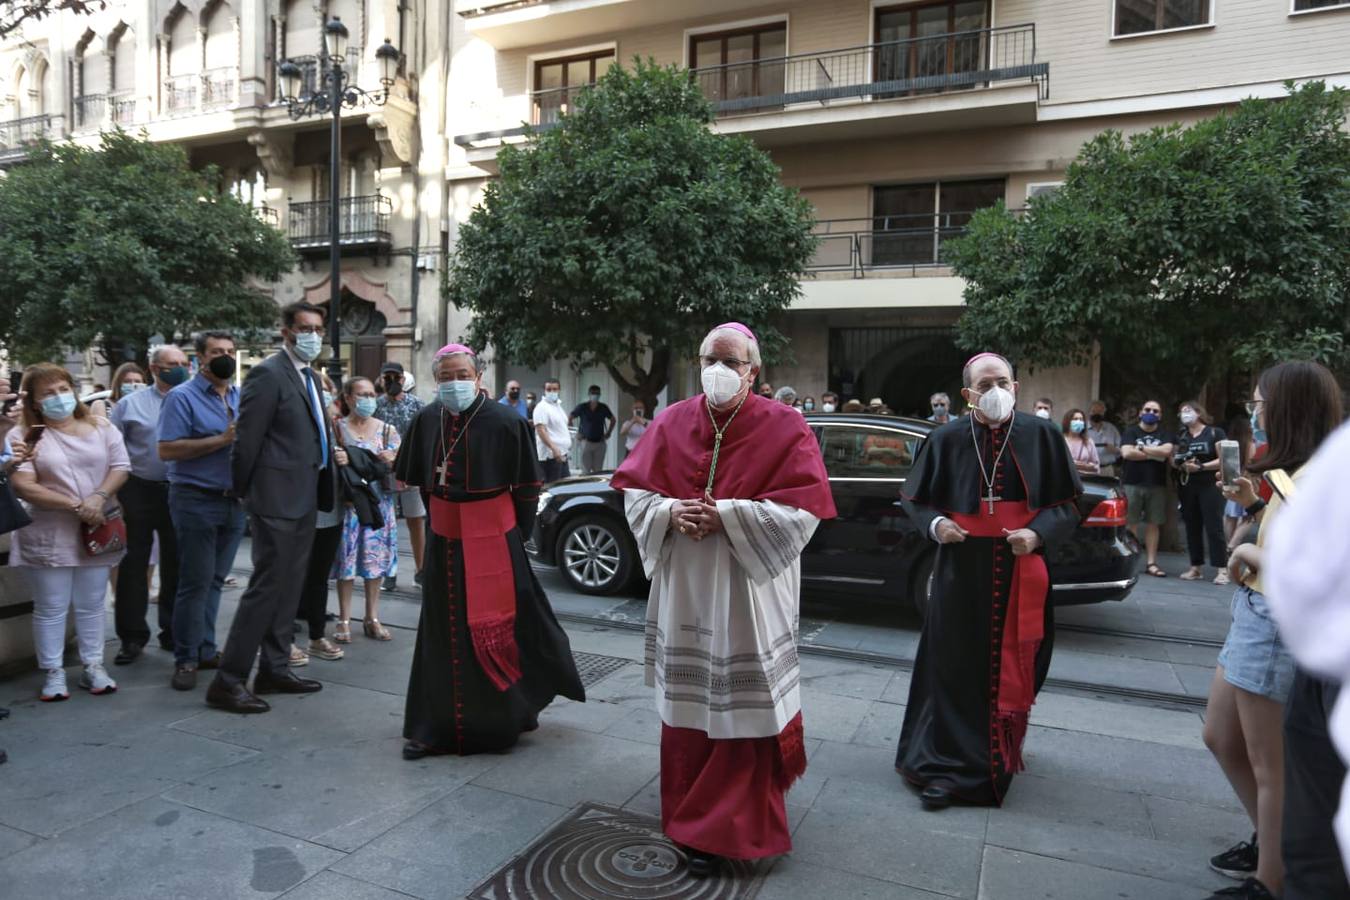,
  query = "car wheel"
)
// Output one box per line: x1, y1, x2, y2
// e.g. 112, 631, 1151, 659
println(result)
909, 550, 936, 620
556, 513, 636, 596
